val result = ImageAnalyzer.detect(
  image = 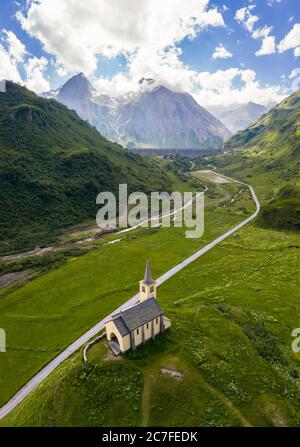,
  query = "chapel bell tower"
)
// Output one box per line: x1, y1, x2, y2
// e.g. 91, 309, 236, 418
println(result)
139, 260, 157, 302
